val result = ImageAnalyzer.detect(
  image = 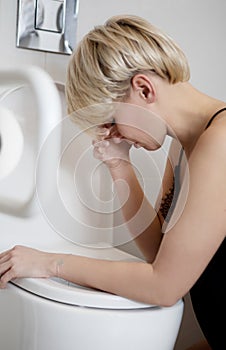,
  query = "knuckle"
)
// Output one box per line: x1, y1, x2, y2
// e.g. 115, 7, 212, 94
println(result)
8, 251, 14, 259
10, 266, 17, 277
12, 245, 21, 251
12, 245, 22, 254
